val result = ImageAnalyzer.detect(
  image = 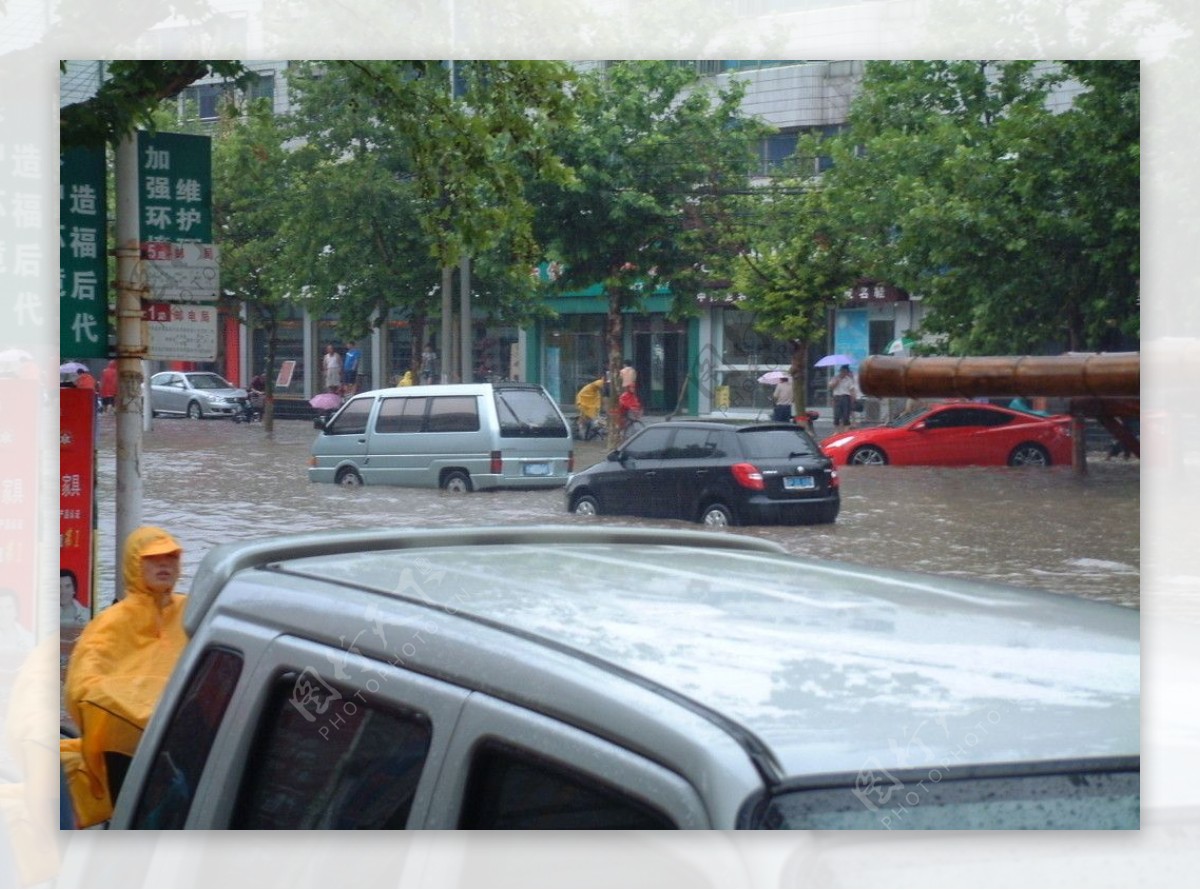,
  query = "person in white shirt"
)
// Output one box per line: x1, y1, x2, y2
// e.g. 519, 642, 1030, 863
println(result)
830, 365, 859, 432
